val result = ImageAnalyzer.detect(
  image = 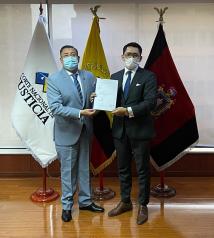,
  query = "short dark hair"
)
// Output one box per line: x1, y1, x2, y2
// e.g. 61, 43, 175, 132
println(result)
60, 45, 78, 56
123, 42, 142, 55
